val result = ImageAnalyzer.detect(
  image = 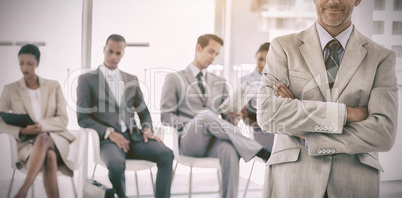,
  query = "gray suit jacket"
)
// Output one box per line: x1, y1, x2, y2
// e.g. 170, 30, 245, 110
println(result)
77, 67, 152, 141
160, 66, 228, 129
257, 24, 398, 197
